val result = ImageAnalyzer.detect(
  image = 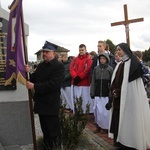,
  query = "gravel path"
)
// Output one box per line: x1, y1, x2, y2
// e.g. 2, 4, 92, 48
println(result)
20, 114, 42, 150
